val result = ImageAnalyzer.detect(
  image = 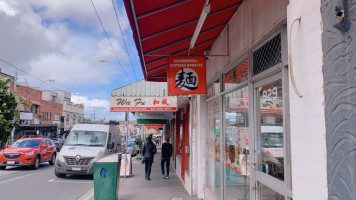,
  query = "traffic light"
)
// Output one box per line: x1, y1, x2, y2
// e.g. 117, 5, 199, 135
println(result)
60, 116, 64, 122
